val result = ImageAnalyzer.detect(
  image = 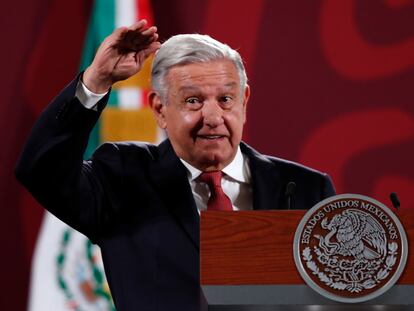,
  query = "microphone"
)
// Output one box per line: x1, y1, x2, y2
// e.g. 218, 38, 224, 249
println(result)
285, 182, 296, 210
389, 192, 400, 210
